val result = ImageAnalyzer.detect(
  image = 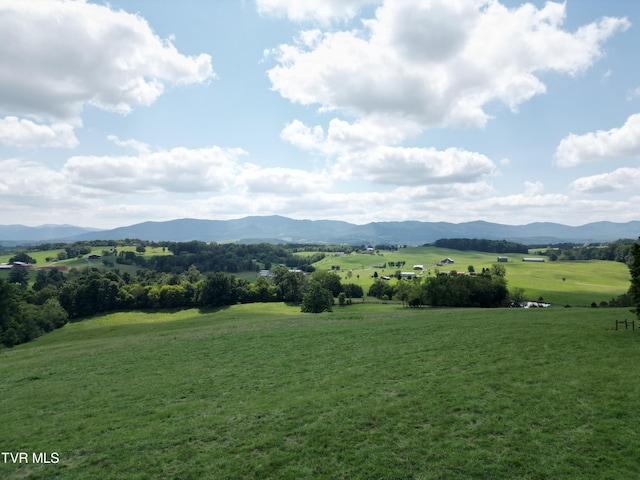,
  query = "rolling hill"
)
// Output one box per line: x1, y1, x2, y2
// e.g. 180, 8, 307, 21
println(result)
2, 216, 640, 245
